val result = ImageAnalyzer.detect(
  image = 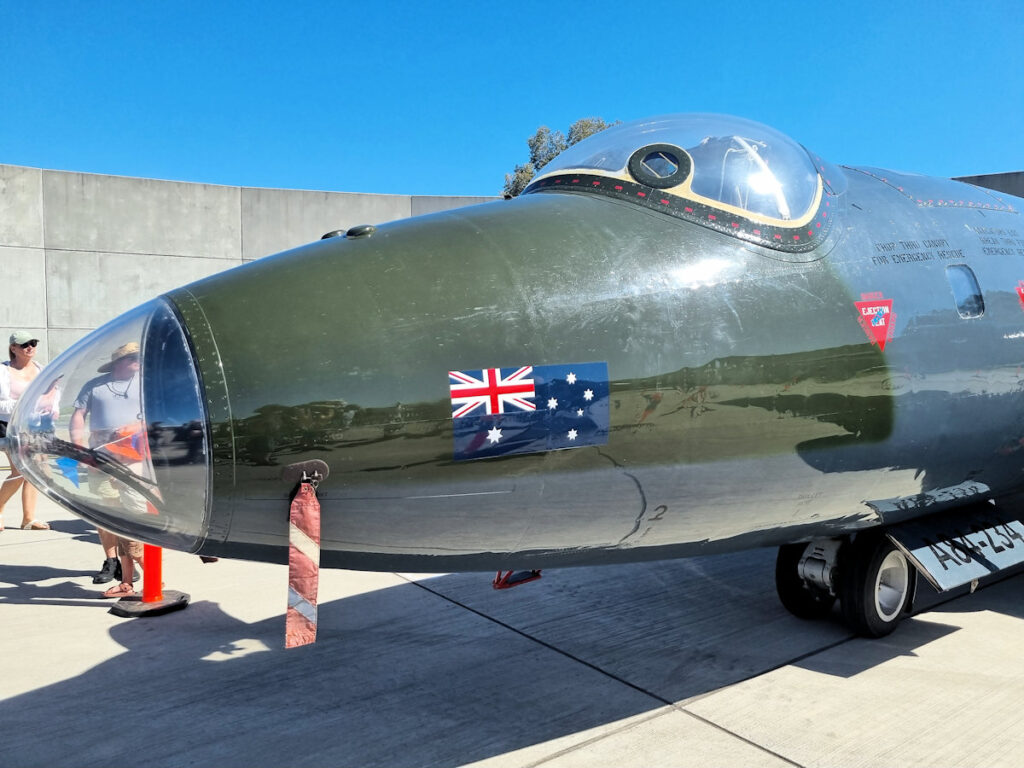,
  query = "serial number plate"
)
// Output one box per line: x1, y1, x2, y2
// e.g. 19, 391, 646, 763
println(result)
887, 508, 1024, 592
